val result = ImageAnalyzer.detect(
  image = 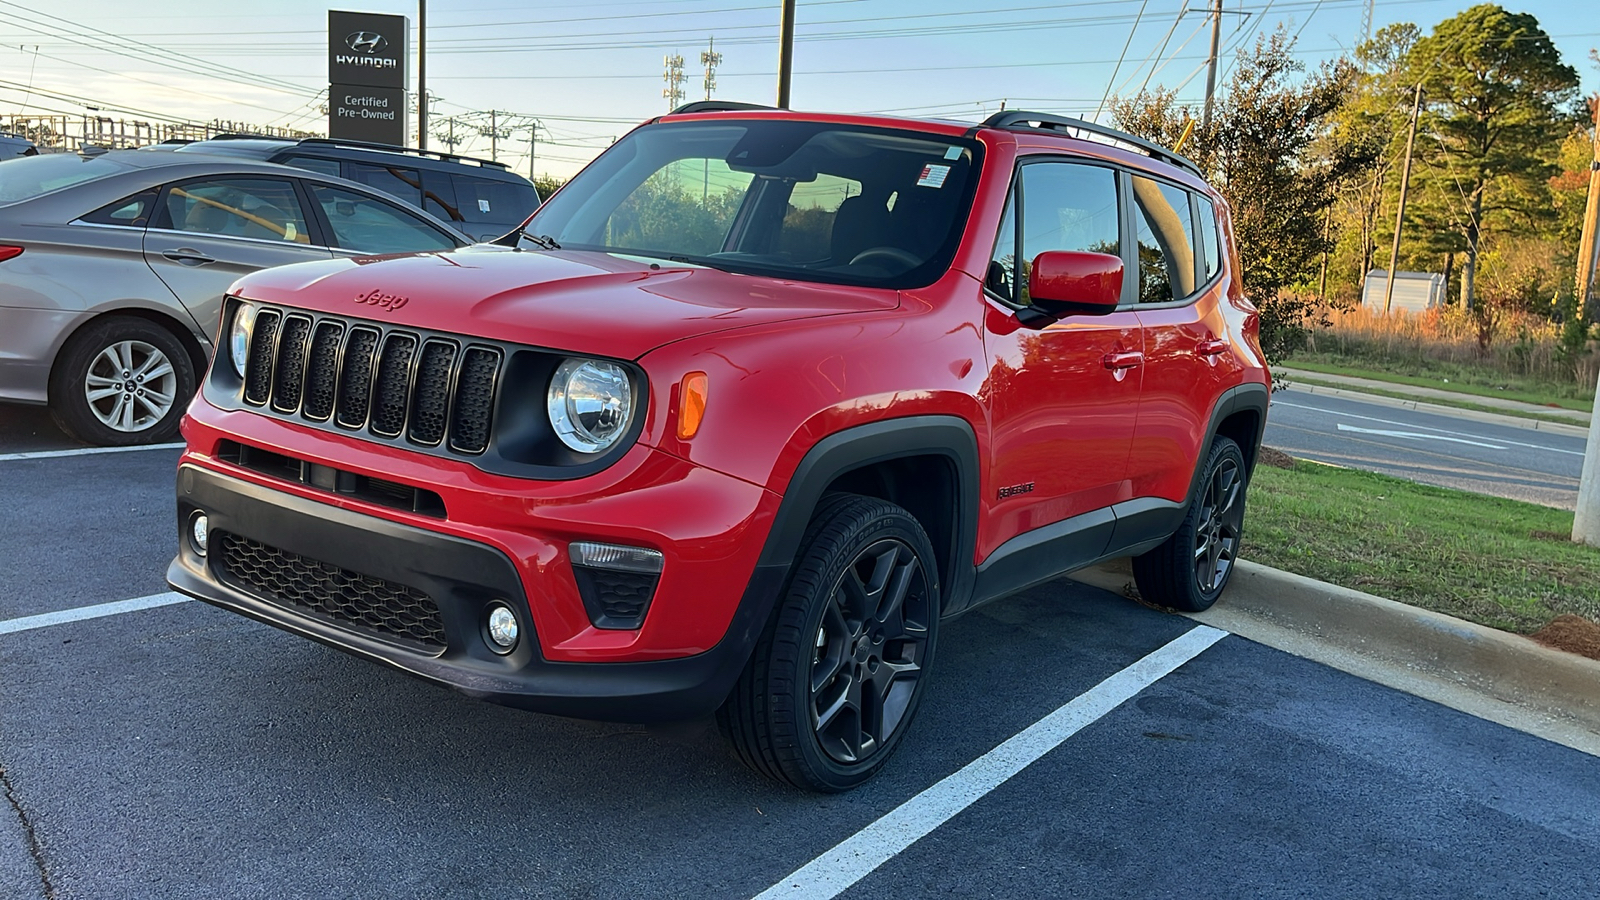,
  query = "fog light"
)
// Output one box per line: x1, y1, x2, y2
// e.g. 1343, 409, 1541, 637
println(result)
191, 513, 209, 556
486, 604, 519, 653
